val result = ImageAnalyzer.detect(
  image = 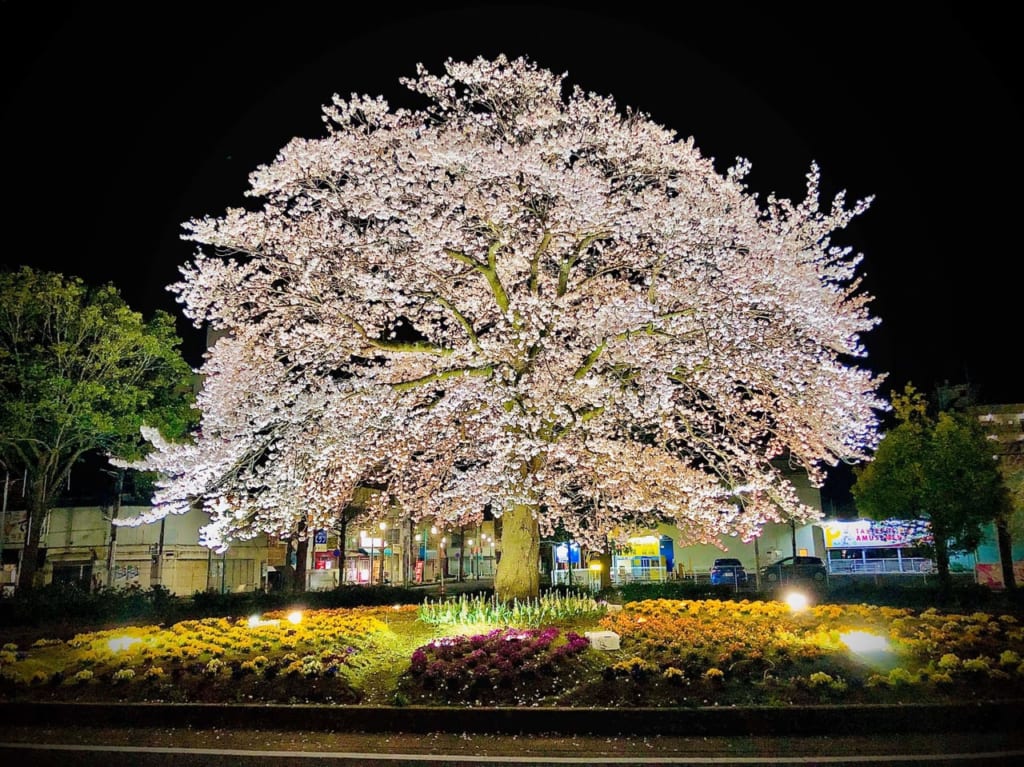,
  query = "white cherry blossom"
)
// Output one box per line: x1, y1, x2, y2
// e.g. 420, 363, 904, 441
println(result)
118, 55, 885, 600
